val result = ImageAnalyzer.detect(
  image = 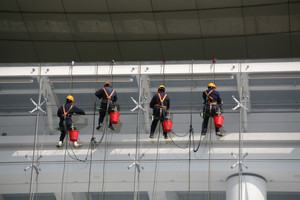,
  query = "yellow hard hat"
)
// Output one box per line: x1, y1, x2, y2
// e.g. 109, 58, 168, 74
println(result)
104, 82, 111, 86
66, 95, 74, 102
208, 83, 216, 88
158, 85, 165, 90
